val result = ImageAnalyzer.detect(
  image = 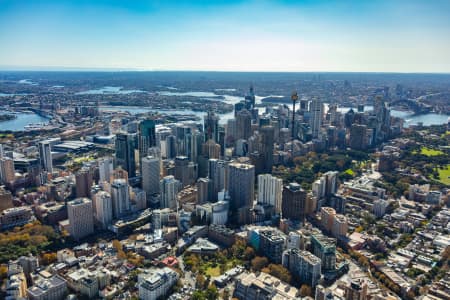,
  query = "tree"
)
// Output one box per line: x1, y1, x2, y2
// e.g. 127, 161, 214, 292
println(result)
196, 274, 207, 289
299, 284, 312, 297
41, 252, 57, 265
251, 256, 268, 271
